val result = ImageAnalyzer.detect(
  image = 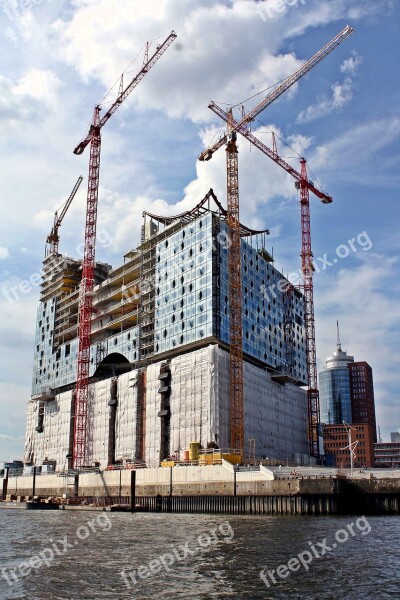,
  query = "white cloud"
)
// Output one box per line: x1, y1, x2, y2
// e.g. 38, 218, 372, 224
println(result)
0, 68, 62, 130
1, 1, 53, 43
287, 133, 314, 155
297, 51, 362, 124
297, 76, 354, 123
0, 247, 9, 260
4, 27, 18, 43
311, 117, 400, 180
0, 74, 31, 123
48, 0, 315, 124
13, 68, 62, 107
0, 434, 16, 442
341, 51, 363, 75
